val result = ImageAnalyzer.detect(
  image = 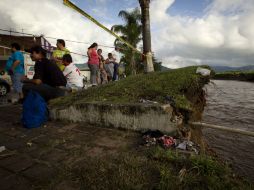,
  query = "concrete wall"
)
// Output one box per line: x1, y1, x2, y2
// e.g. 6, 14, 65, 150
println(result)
50, 103, 181, 133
